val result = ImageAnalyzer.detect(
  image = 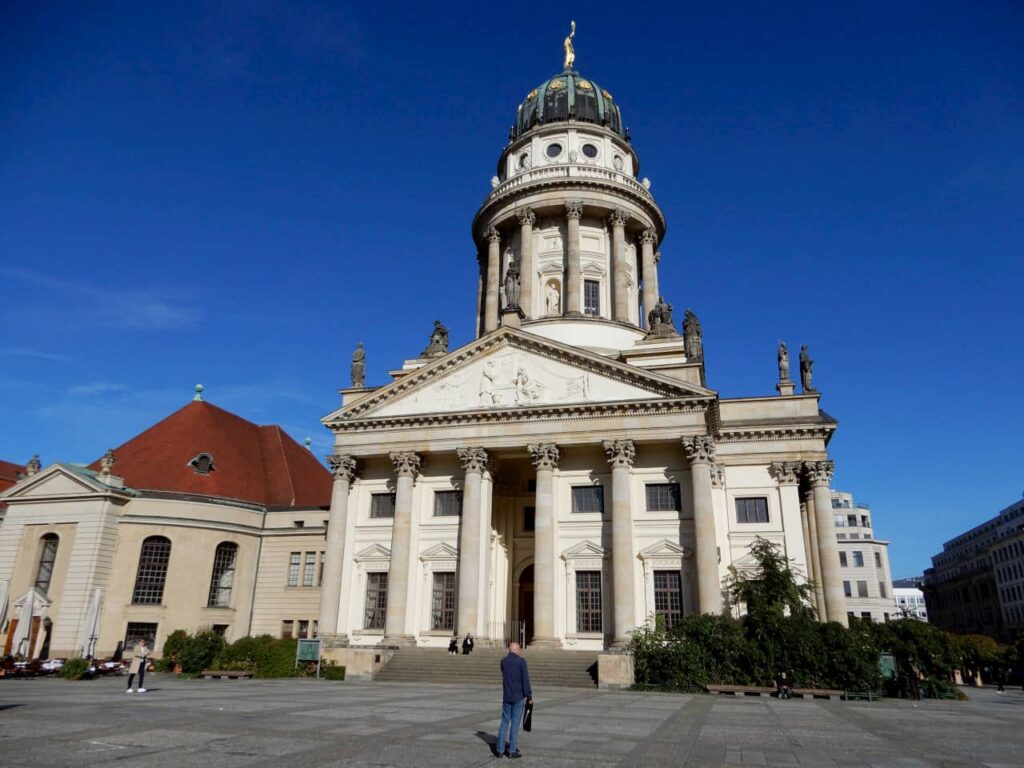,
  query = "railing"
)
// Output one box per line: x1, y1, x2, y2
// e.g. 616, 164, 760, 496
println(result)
487, 164, 654, 202
487, 620, 527, 648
